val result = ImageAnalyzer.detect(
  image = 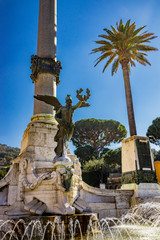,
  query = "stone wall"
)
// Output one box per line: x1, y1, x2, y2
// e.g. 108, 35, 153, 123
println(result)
80, 181, 134, 219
